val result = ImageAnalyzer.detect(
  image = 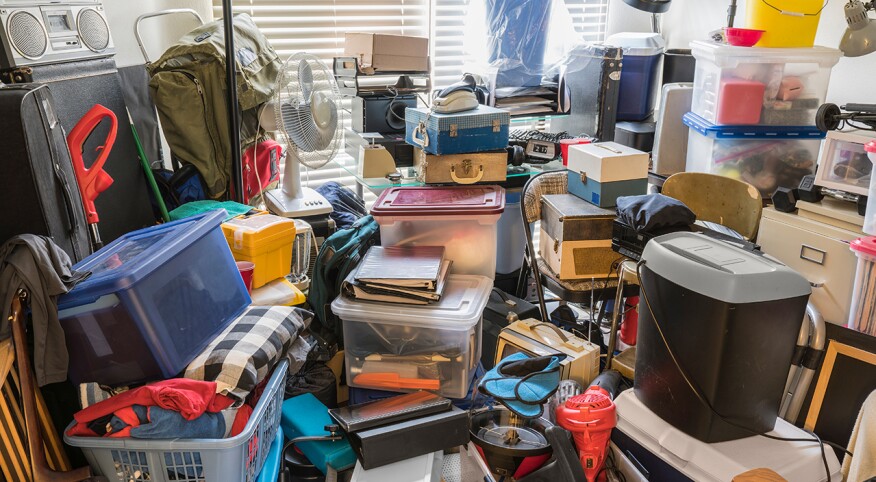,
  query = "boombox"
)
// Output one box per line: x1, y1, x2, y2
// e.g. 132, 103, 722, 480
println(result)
352, 94, 417, 134
495, 318, 600, 387
0, 1, 114, 70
